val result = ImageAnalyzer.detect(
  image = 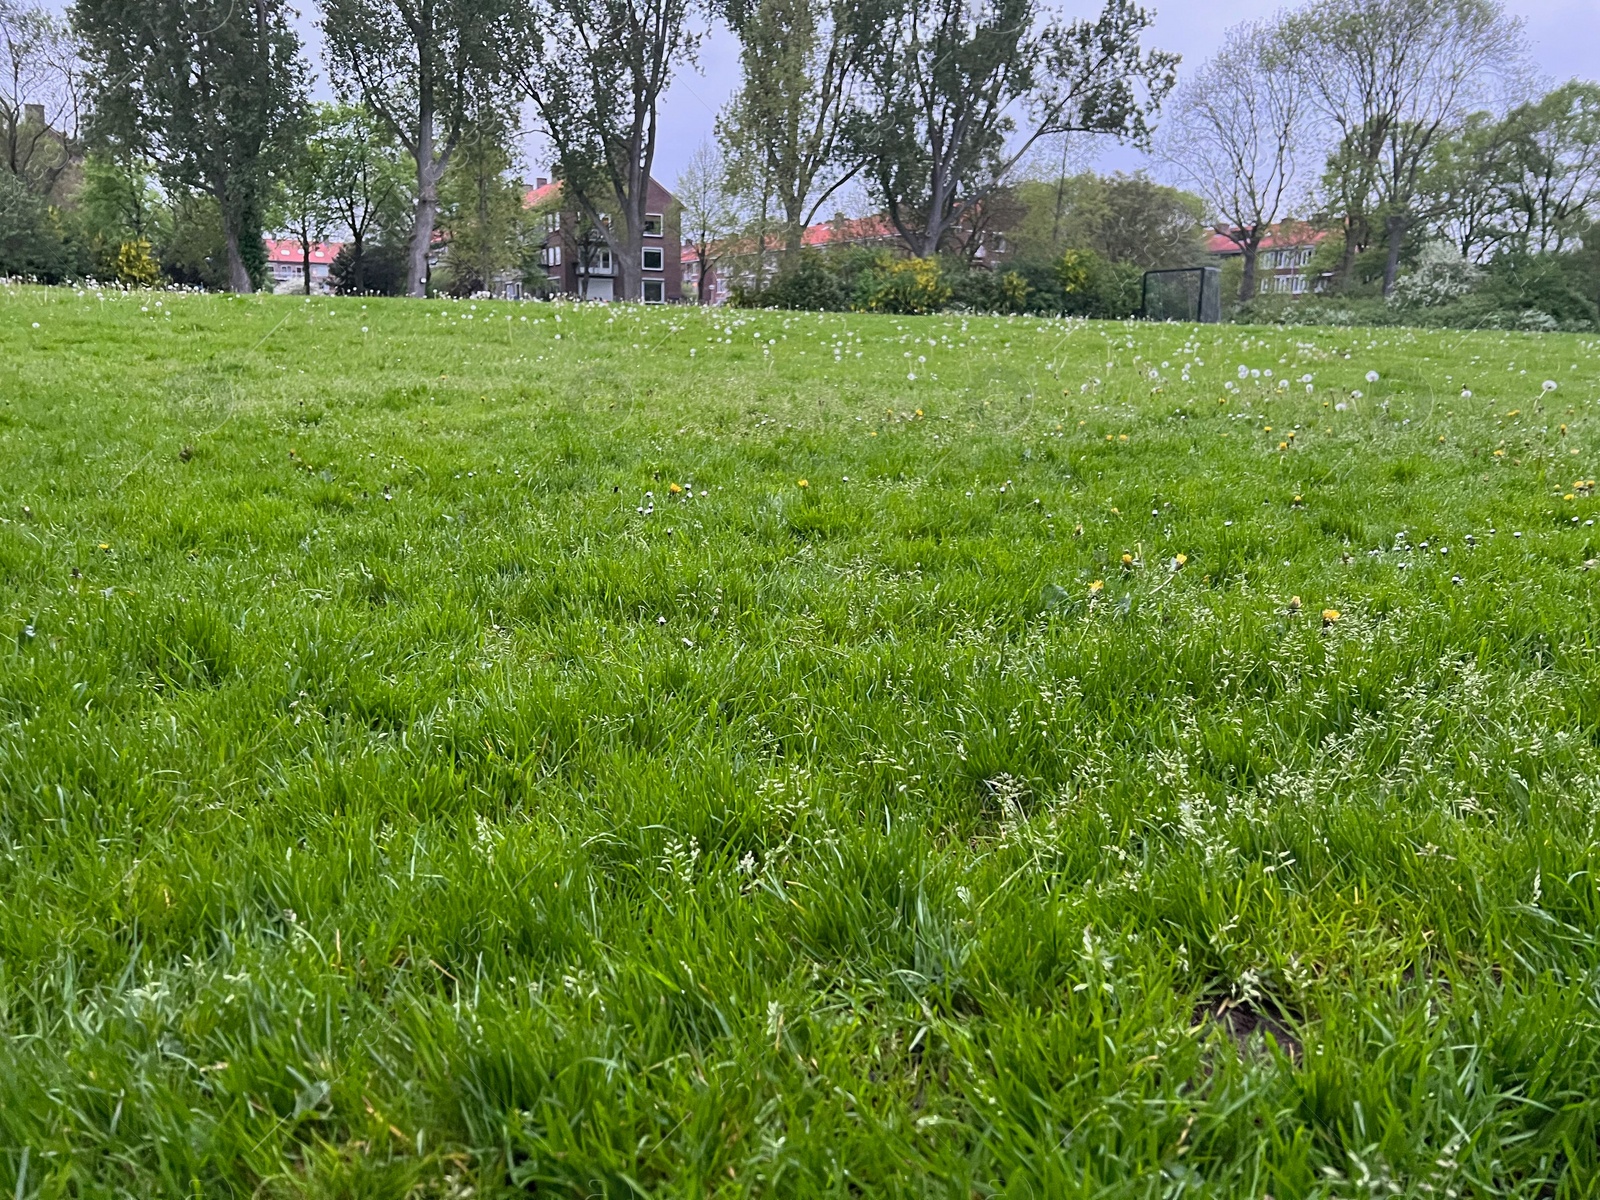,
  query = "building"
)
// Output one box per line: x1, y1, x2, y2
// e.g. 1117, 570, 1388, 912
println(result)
264, 239, 345, 294
1205, 223, 1329, 296
525, 177, 683, 303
